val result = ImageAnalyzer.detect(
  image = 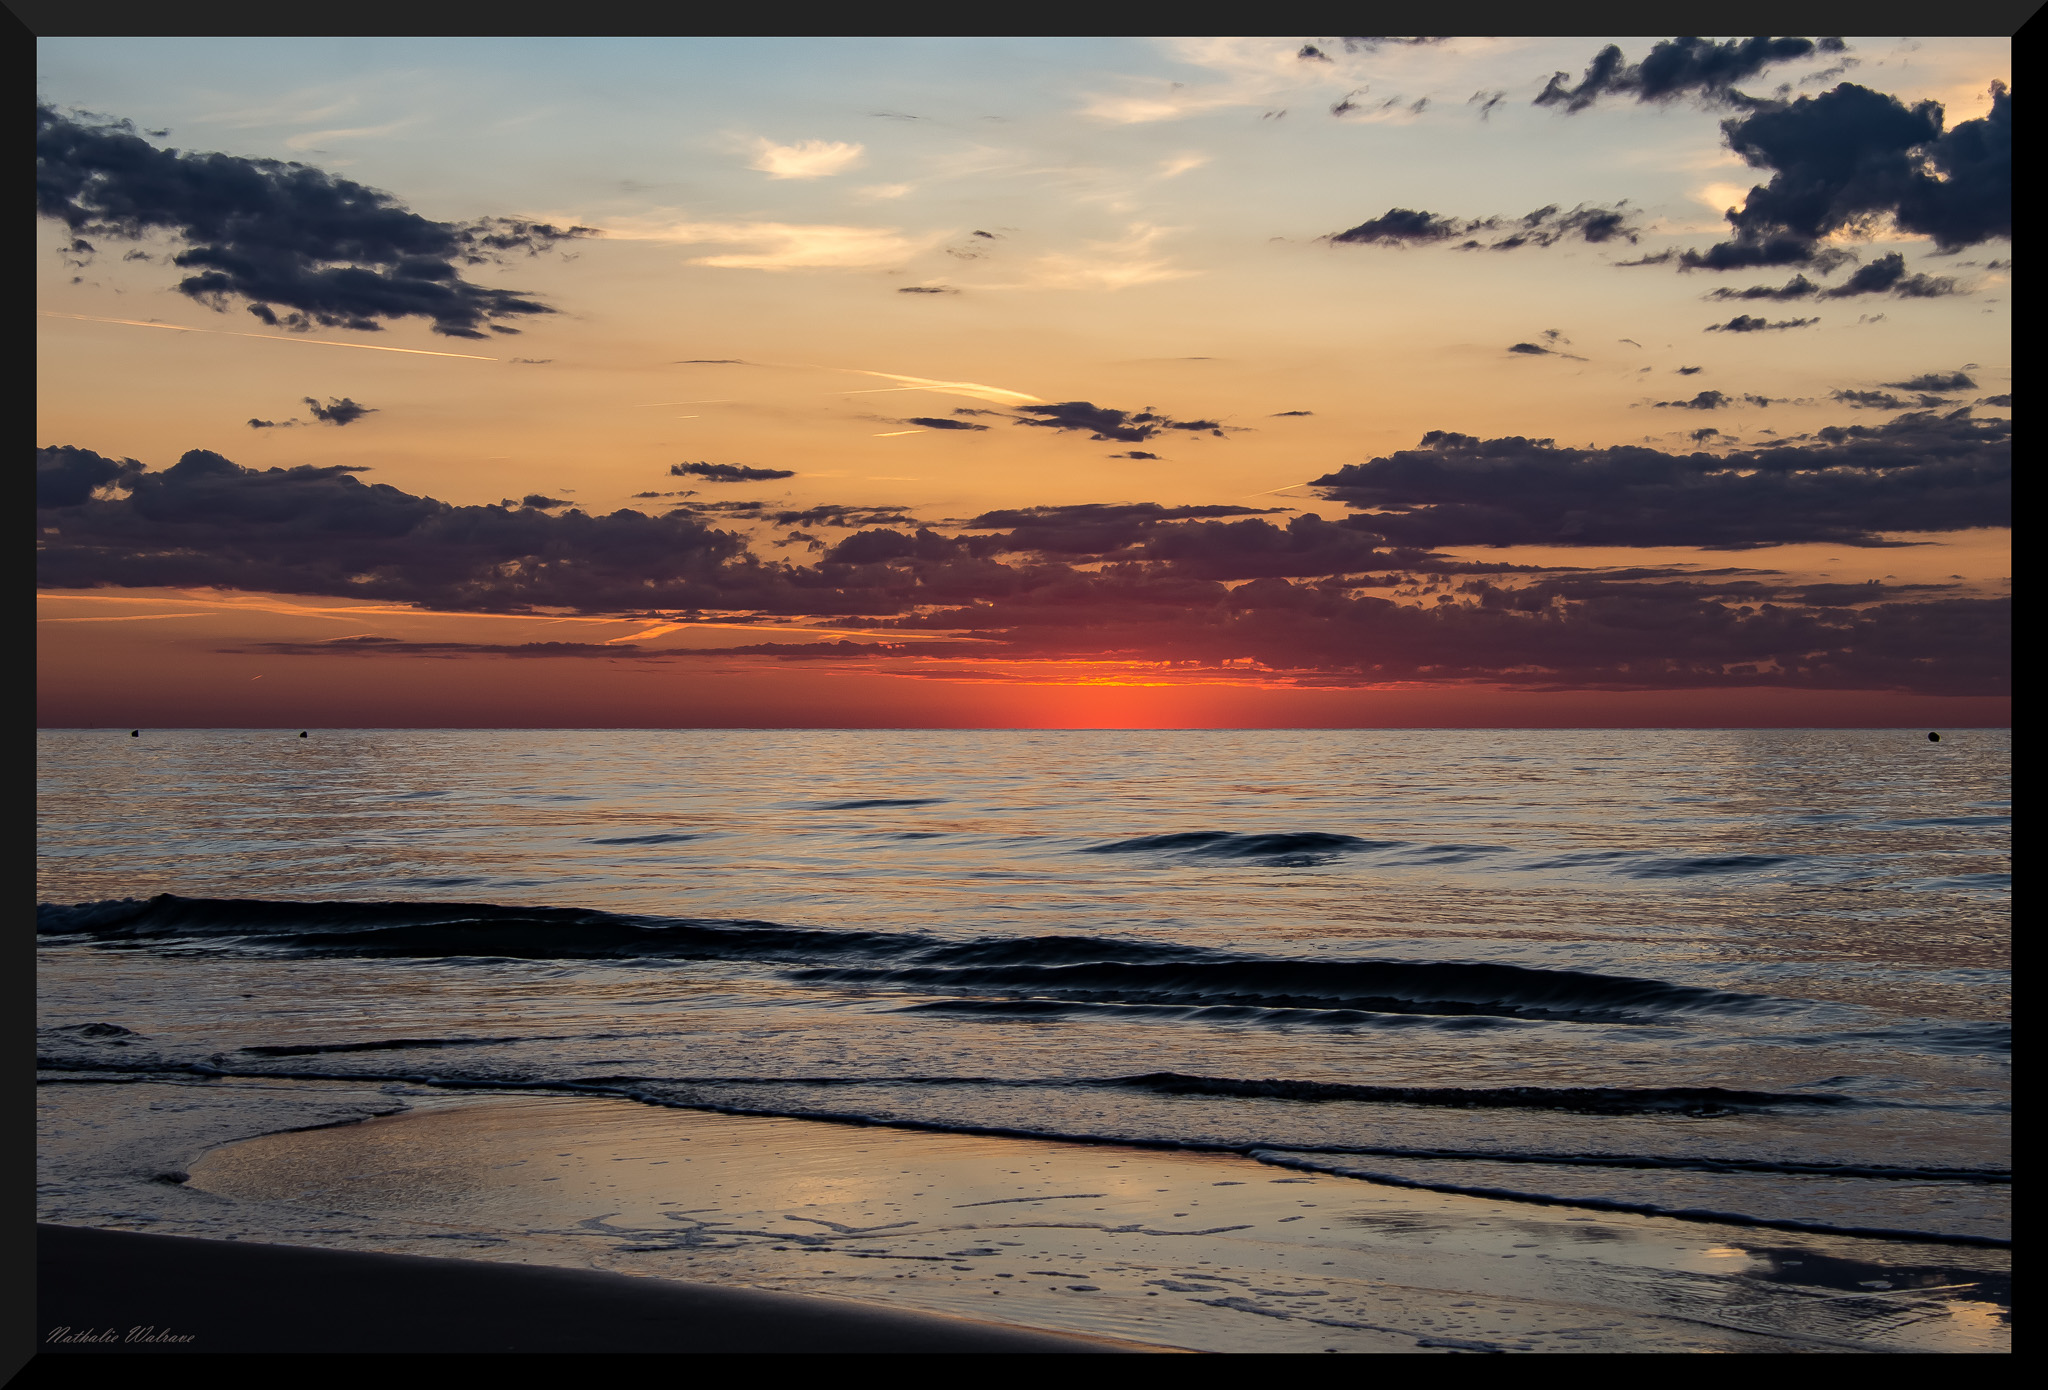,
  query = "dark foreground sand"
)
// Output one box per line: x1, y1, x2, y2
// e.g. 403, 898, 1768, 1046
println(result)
36, 1224, 1159, 1353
